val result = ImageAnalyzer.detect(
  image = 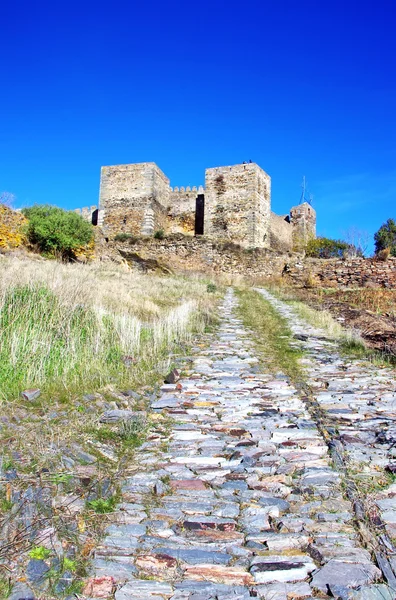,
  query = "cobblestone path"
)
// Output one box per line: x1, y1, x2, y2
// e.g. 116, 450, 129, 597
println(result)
89, 289, 395, 599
